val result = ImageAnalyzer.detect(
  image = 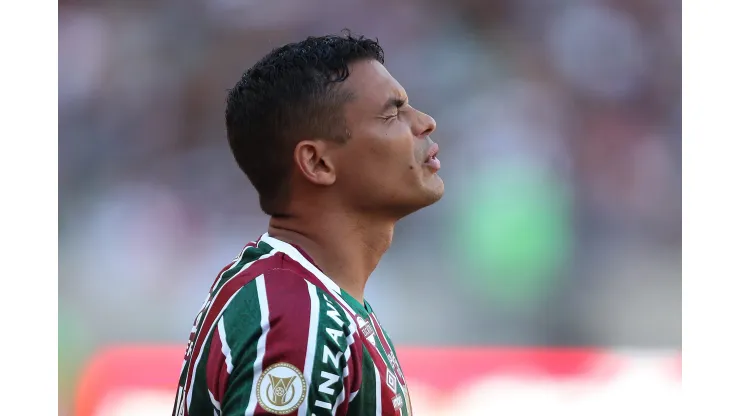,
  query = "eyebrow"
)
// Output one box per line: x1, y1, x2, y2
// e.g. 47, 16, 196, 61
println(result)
380, 96, 408, 114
